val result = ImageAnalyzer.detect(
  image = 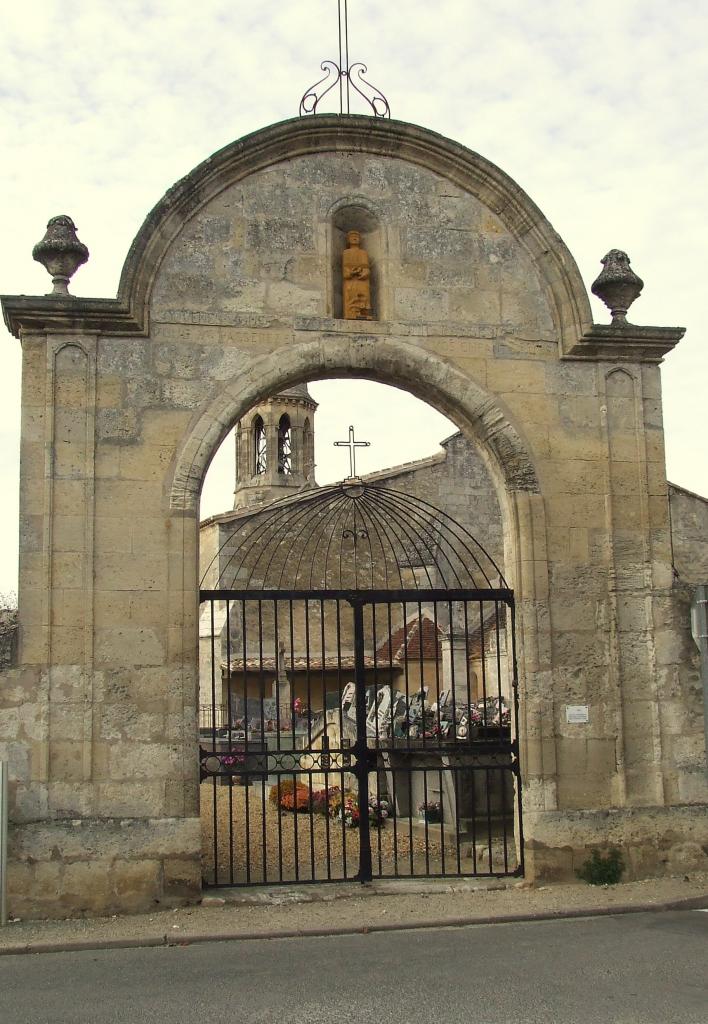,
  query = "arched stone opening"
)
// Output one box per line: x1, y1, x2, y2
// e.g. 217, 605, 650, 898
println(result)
171, 338, 554, 866
253, 414, 267, 475
170, 335, 540, 524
